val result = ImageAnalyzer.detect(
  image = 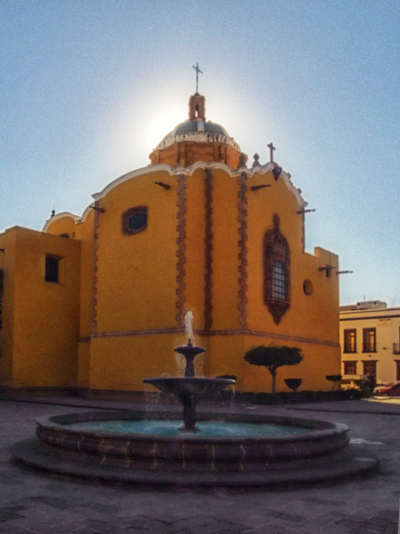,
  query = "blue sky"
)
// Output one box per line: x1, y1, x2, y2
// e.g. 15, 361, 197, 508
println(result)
1, 0, 399, 306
